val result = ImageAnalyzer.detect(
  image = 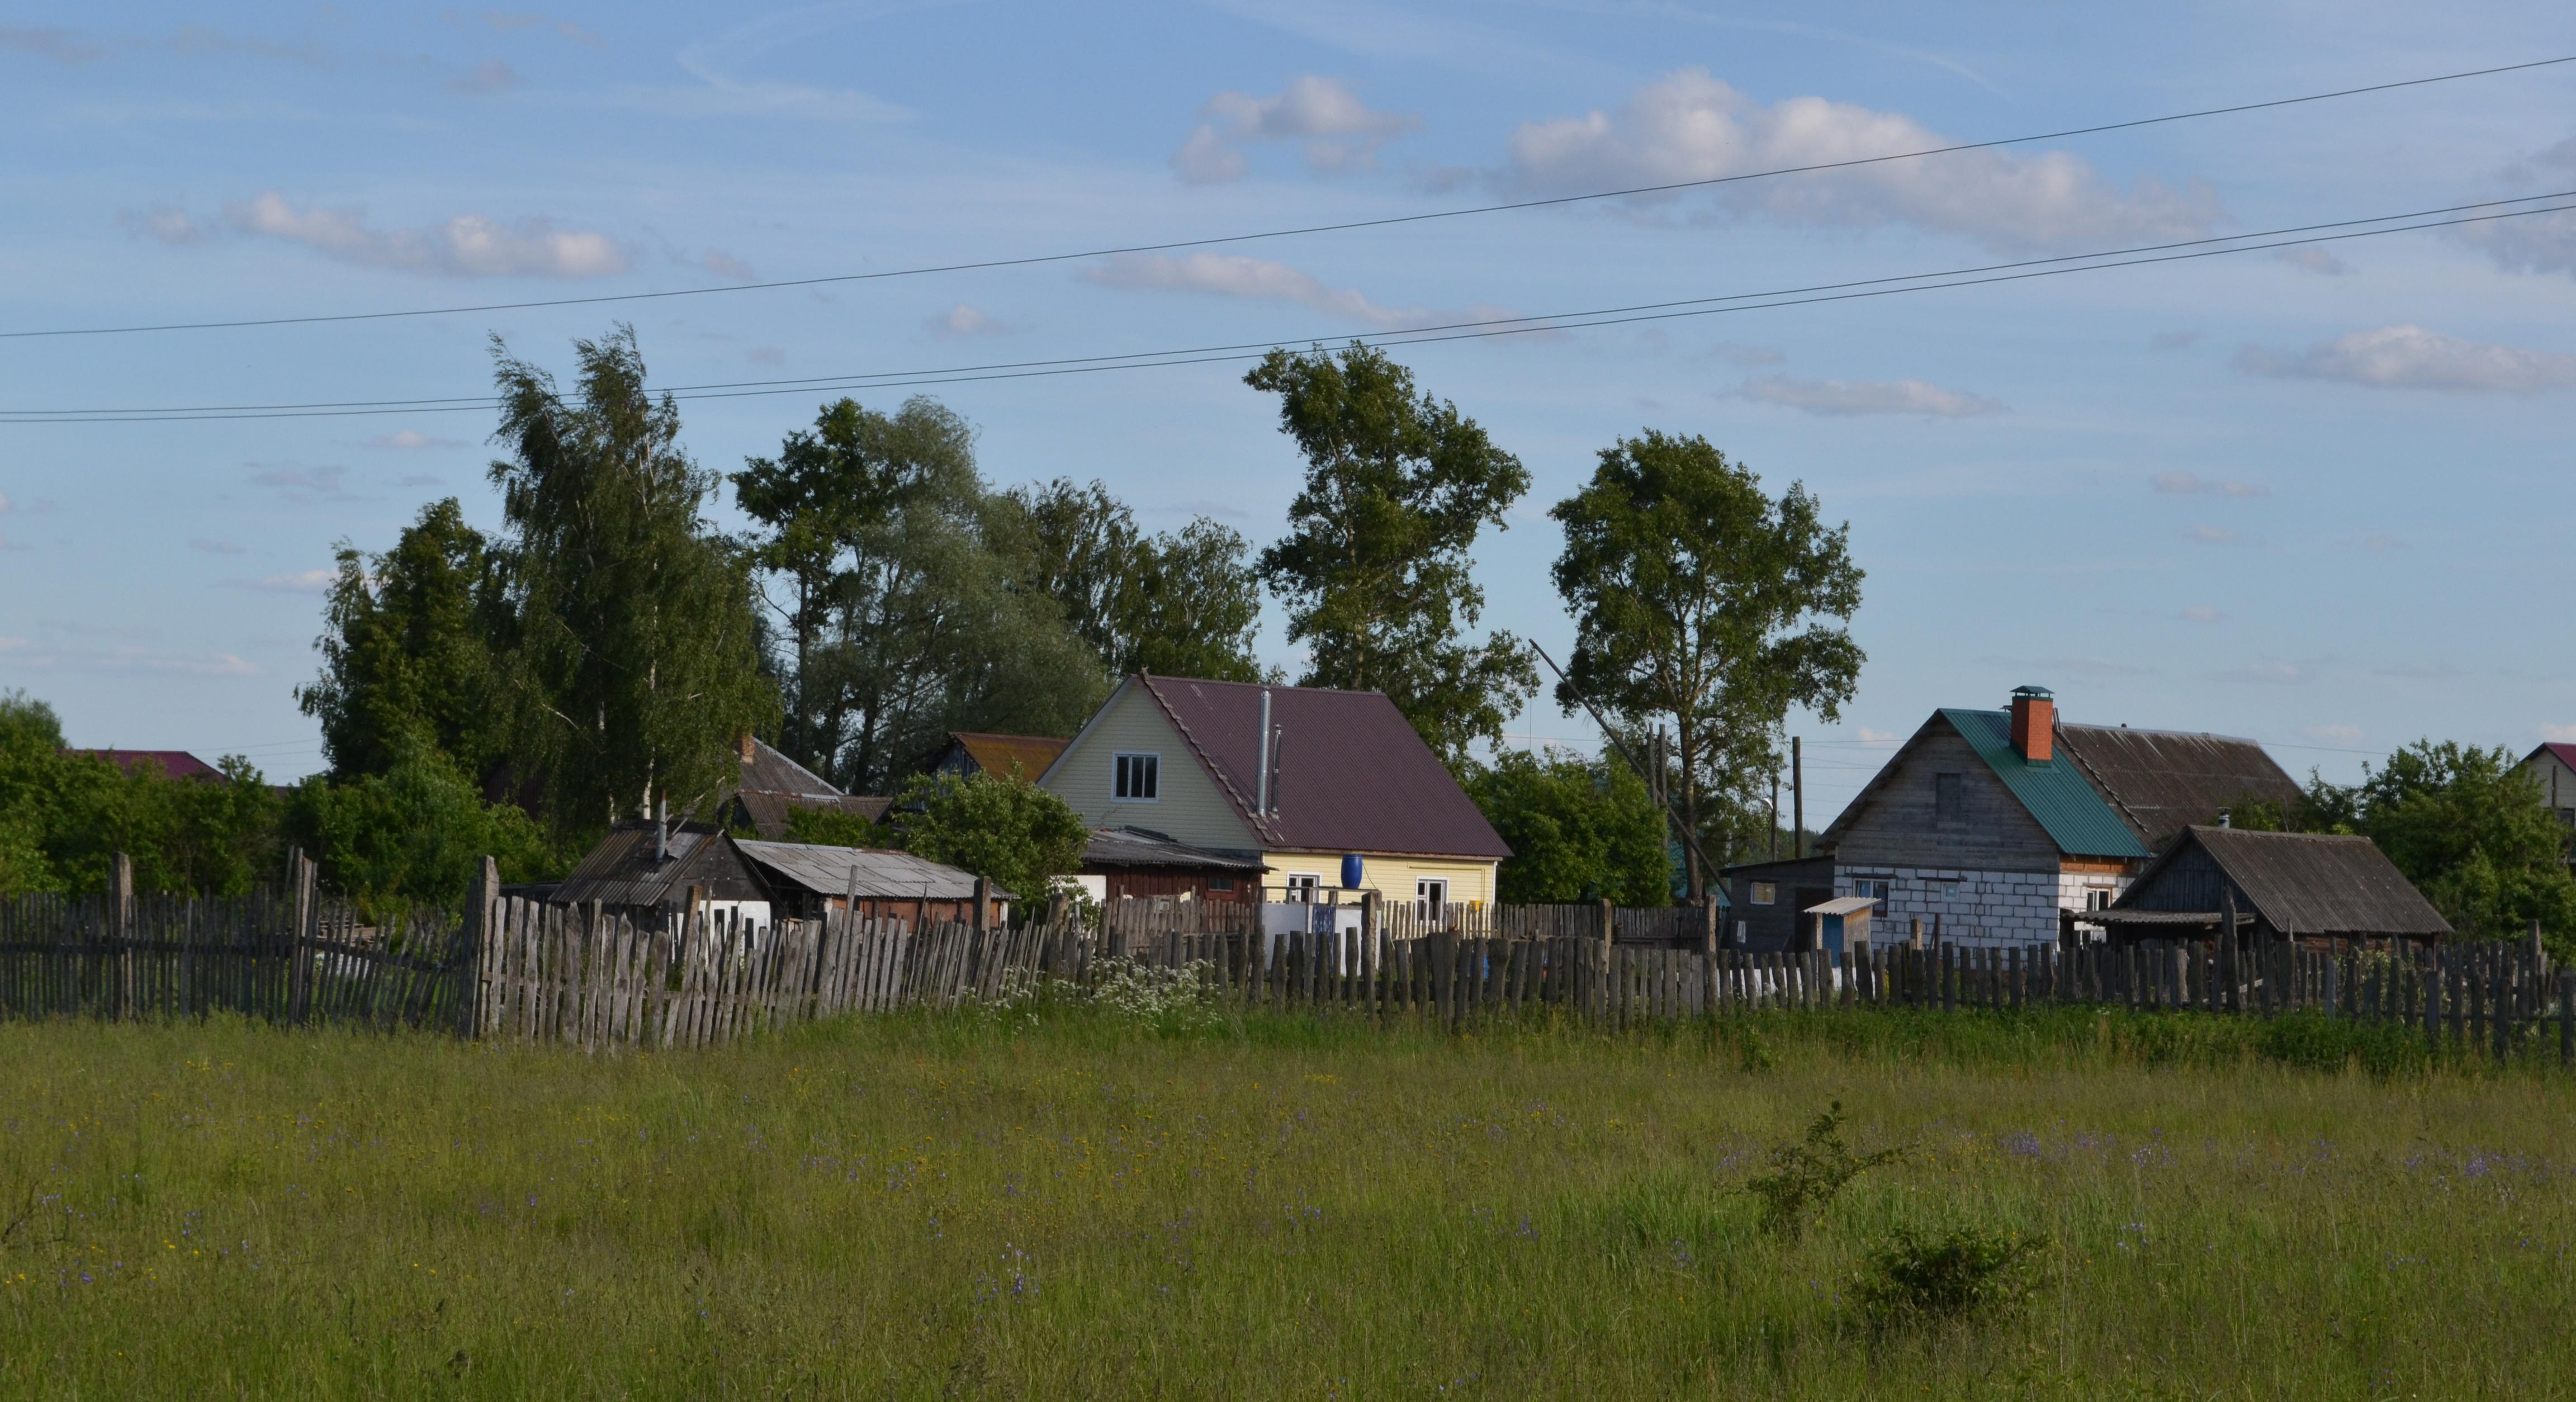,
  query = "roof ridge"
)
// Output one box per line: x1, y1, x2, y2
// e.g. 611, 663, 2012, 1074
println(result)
1138, 675, 1276, 845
